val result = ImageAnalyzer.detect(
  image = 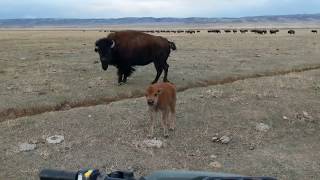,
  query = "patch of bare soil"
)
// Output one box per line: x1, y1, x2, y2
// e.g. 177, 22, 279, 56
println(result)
1, 69, 319, 180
